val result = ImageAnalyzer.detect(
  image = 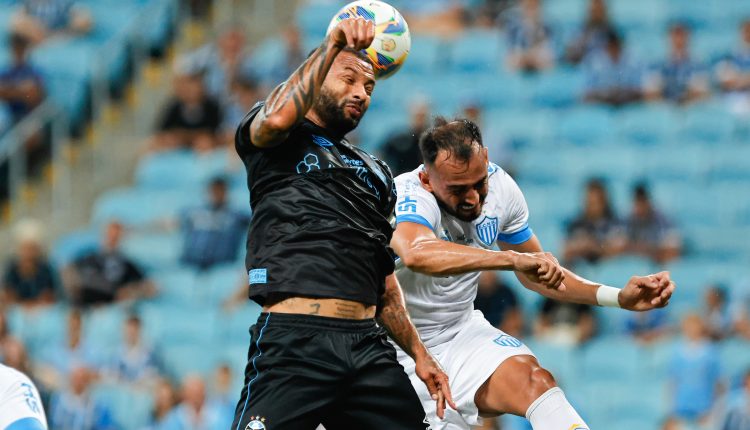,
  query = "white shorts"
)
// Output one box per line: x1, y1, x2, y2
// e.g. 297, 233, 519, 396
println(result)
0, 365, 48, 430
398, 311, 535, 430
